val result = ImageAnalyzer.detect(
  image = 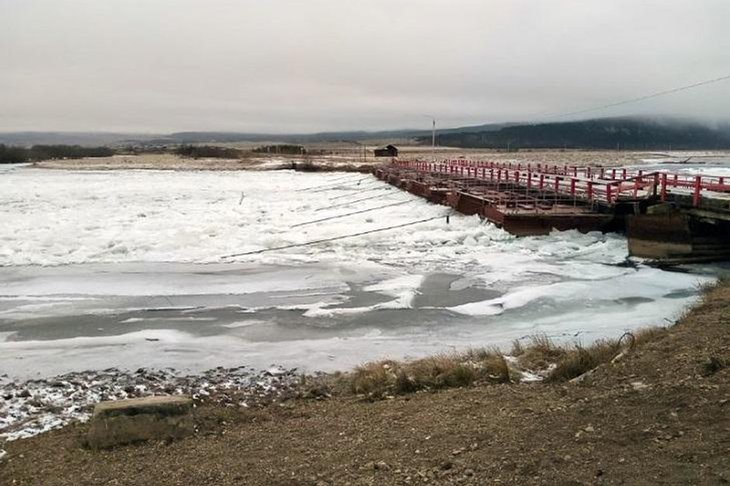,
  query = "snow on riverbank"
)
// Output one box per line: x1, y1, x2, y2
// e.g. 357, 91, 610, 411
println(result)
0, 366, 301, 447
